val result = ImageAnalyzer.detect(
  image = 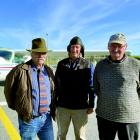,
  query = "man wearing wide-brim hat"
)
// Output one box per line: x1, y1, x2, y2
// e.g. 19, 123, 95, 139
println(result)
4, 37, 55, 140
